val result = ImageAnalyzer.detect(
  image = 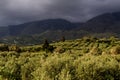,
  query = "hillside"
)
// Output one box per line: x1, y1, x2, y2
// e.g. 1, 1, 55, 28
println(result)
0, 12, 120, 44
0, 27, 9, 37
7, 12, 120, 37
80, 12, 120, 34
0, 38, 120, 80
8, 19, 81, 35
